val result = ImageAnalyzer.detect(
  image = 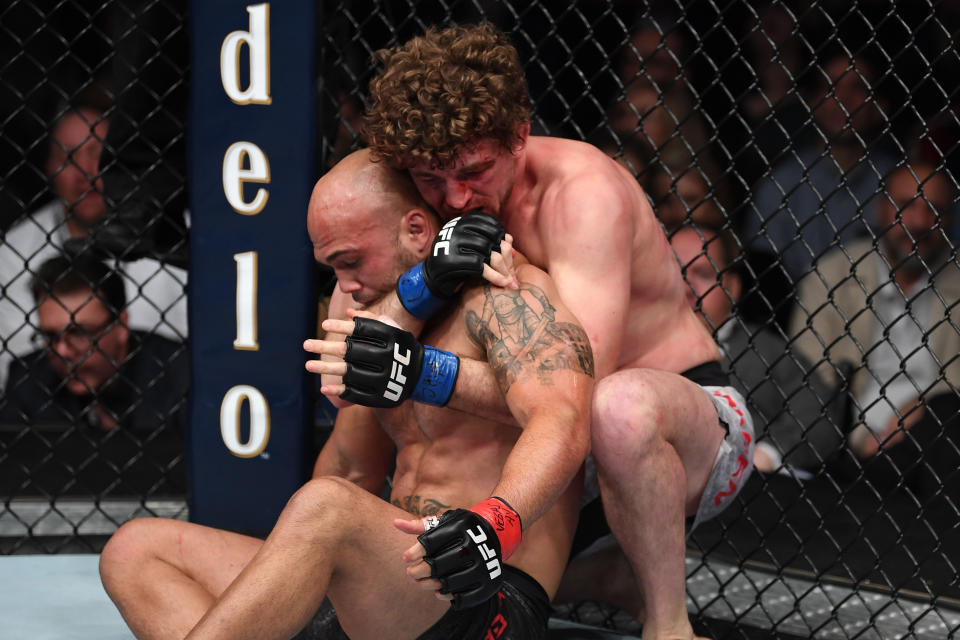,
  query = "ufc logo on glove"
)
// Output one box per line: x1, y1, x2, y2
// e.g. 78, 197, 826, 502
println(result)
383, 344, 412, 402
467, 526, 503, 580
432, 217, 461, 257
341, 317, 460, 408
396, 211, 504, 319
418, 497, 521, 609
